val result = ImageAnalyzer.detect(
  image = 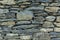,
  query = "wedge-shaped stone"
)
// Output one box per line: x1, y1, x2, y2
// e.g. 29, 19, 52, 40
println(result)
54, 27, 60, 32
43, 21, 54, 27
17, 11, 33, 20
0, 0, 15, 5
45, 7, 60, 12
